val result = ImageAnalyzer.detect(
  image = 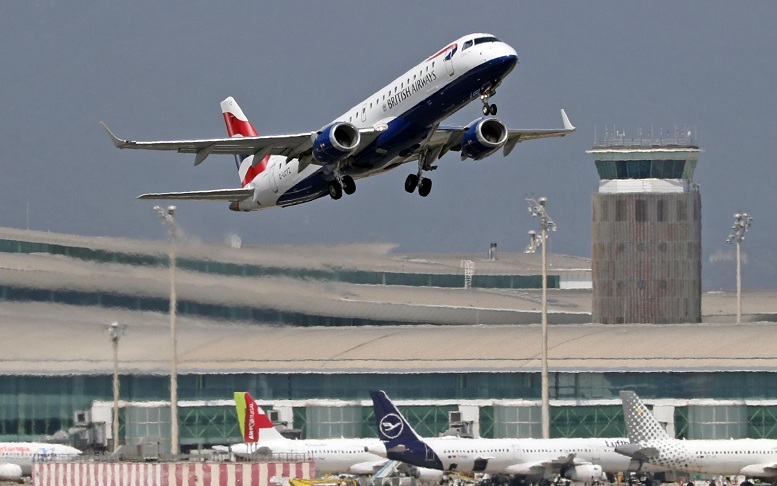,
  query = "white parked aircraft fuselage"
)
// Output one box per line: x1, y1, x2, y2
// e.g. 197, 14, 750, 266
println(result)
231, 437, 386, 475
415, 437, 662, 476
0, 442, 81, 478
639, 439, 777, 477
